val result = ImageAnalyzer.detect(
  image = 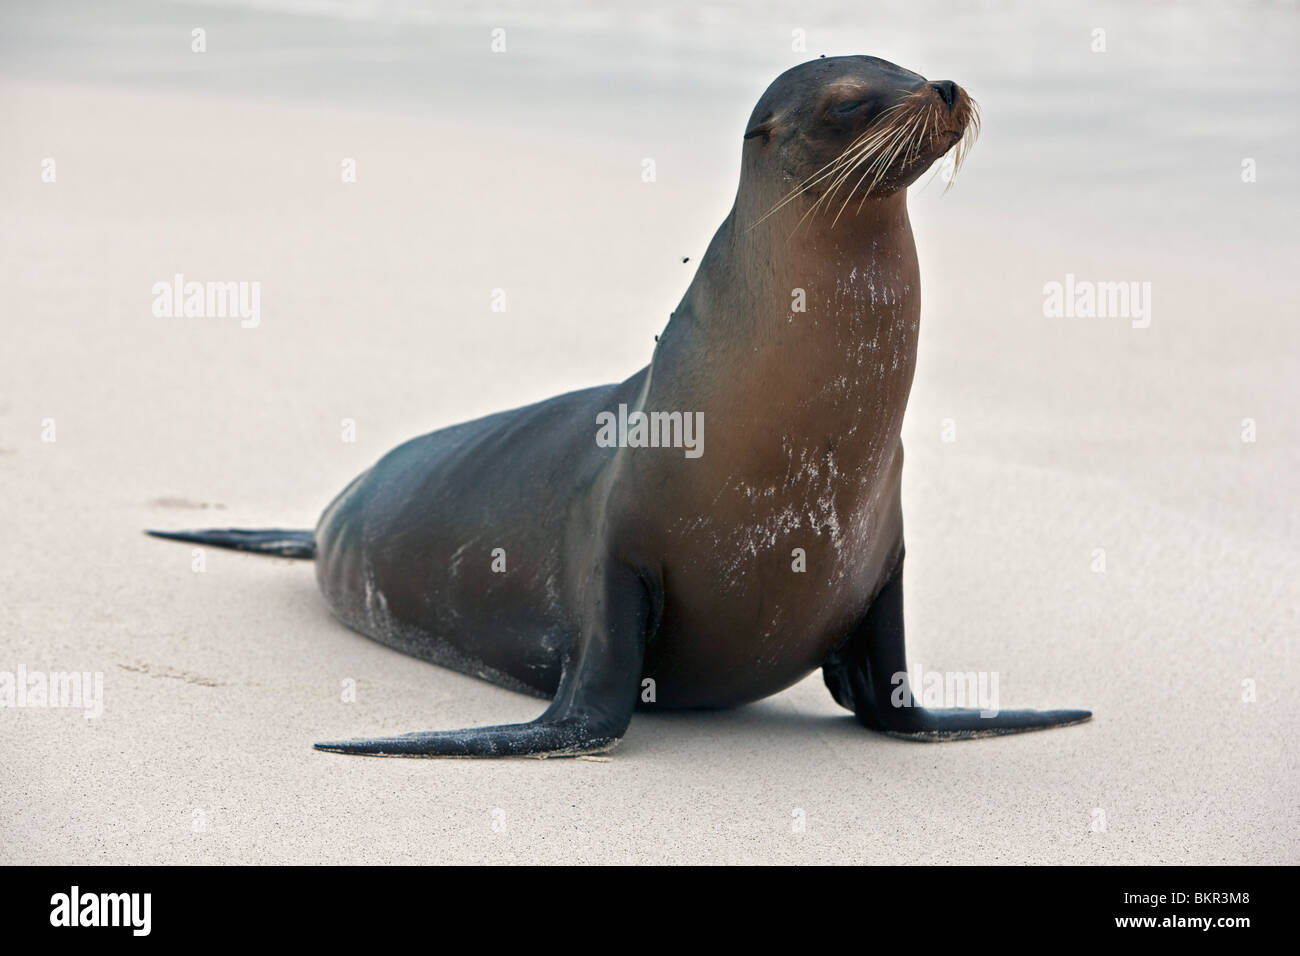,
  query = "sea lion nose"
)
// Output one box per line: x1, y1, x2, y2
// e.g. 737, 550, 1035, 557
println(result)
930, 80, 958, 107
